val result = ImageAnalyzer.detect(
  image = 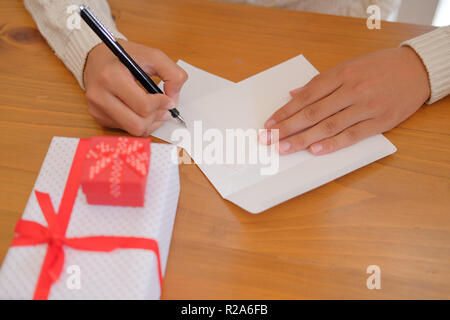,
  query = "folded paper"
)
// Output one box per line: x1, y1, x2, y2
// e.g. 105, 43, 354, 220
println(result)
152, 56, 397, 213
